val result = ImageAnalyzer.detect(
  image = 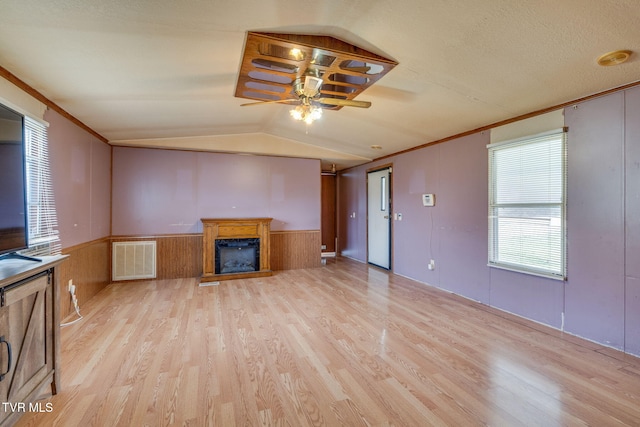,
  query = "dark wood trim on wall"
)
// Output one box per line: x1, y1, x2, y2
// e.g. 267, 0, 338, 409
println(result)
156, 234, 203, 279
0, 65, 108, 143
59, 237, 111, 320
110, 234, 202, 281
267, 230, 322, 271
110, 230, 322, 283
